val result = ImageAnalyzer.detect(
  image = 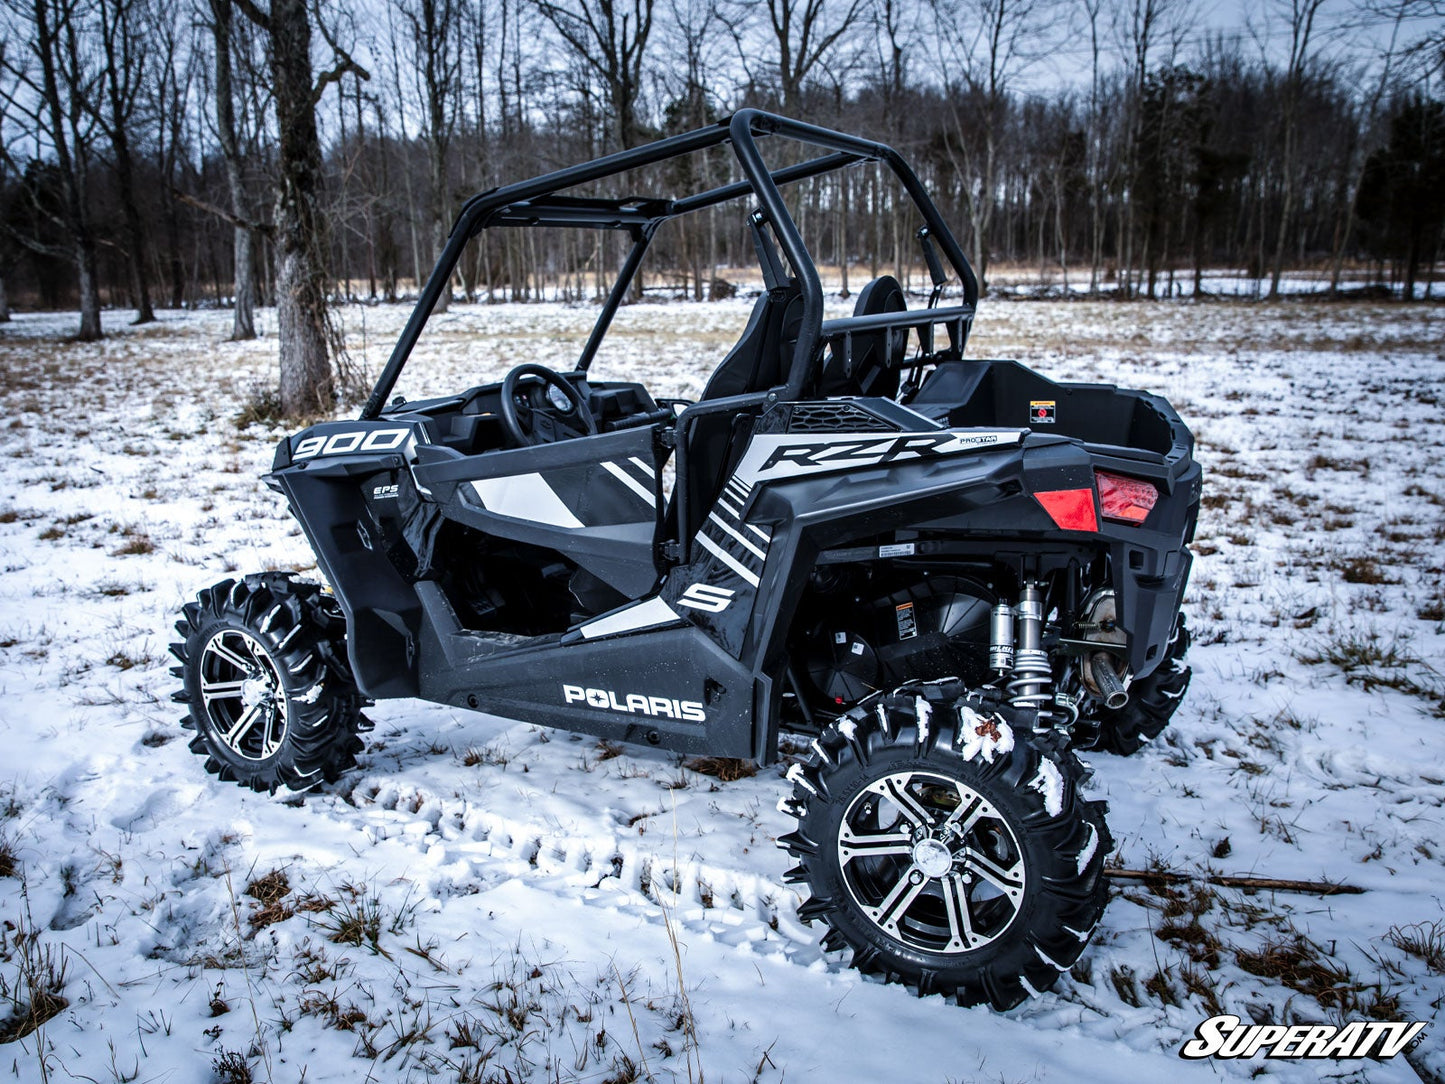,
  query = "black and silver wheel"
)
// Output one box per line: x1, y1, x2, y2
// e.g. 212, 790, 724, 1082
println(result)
1088, 613, 1191, 756
780, 688, 1111, 1009
170, 574, 365, 793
